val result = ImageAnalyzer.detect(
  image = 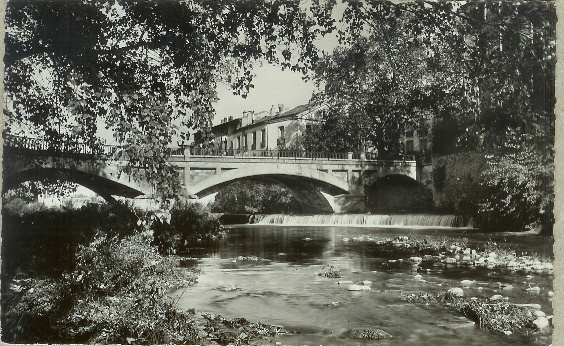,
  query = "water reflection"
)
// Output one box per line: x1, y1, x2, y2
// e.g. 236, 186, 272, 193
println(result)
178, 226, 553, 345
